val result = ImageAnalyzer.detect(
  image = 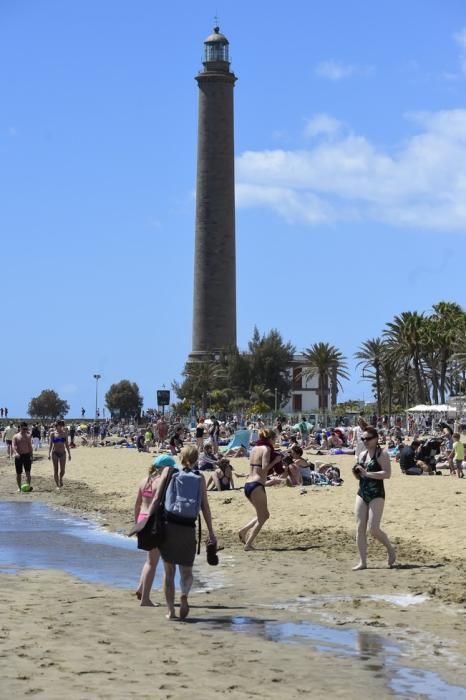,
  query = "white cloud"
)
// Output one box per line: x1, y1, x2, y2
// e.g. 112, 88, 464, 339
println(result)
314, 60, 374, 81
454, 27, 466, 74
315, 60, 355, 80
304, 113, 344, 138
235, 109, 466, 231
